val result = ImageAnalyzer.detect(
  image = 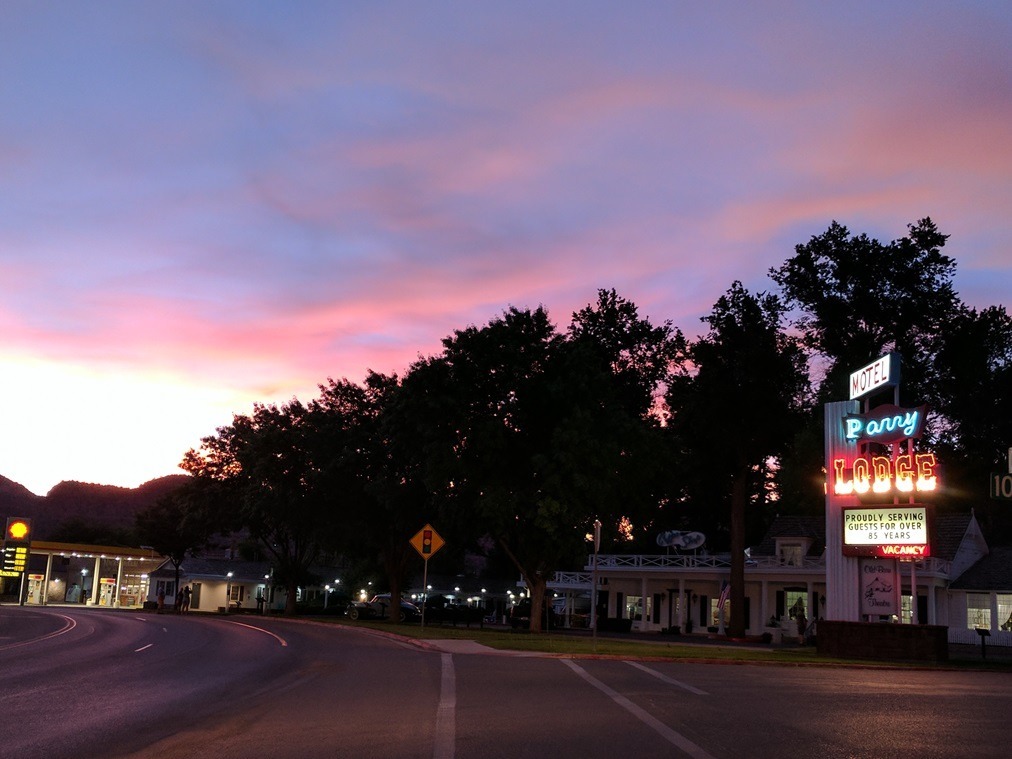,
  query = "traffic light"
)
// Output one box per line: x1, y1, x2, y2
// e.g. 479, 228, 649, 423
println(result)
422, 530, 432, 555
